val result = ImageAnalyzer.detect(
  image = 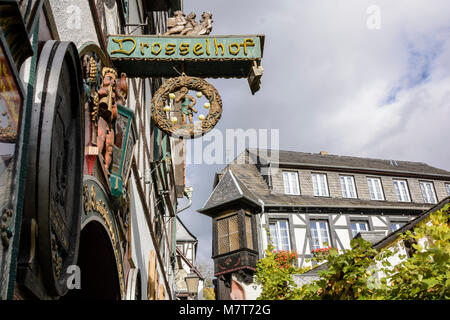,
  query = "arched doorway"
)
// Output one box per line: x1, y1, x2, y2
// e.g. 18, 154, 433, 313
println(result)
61, 220, 121, 300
